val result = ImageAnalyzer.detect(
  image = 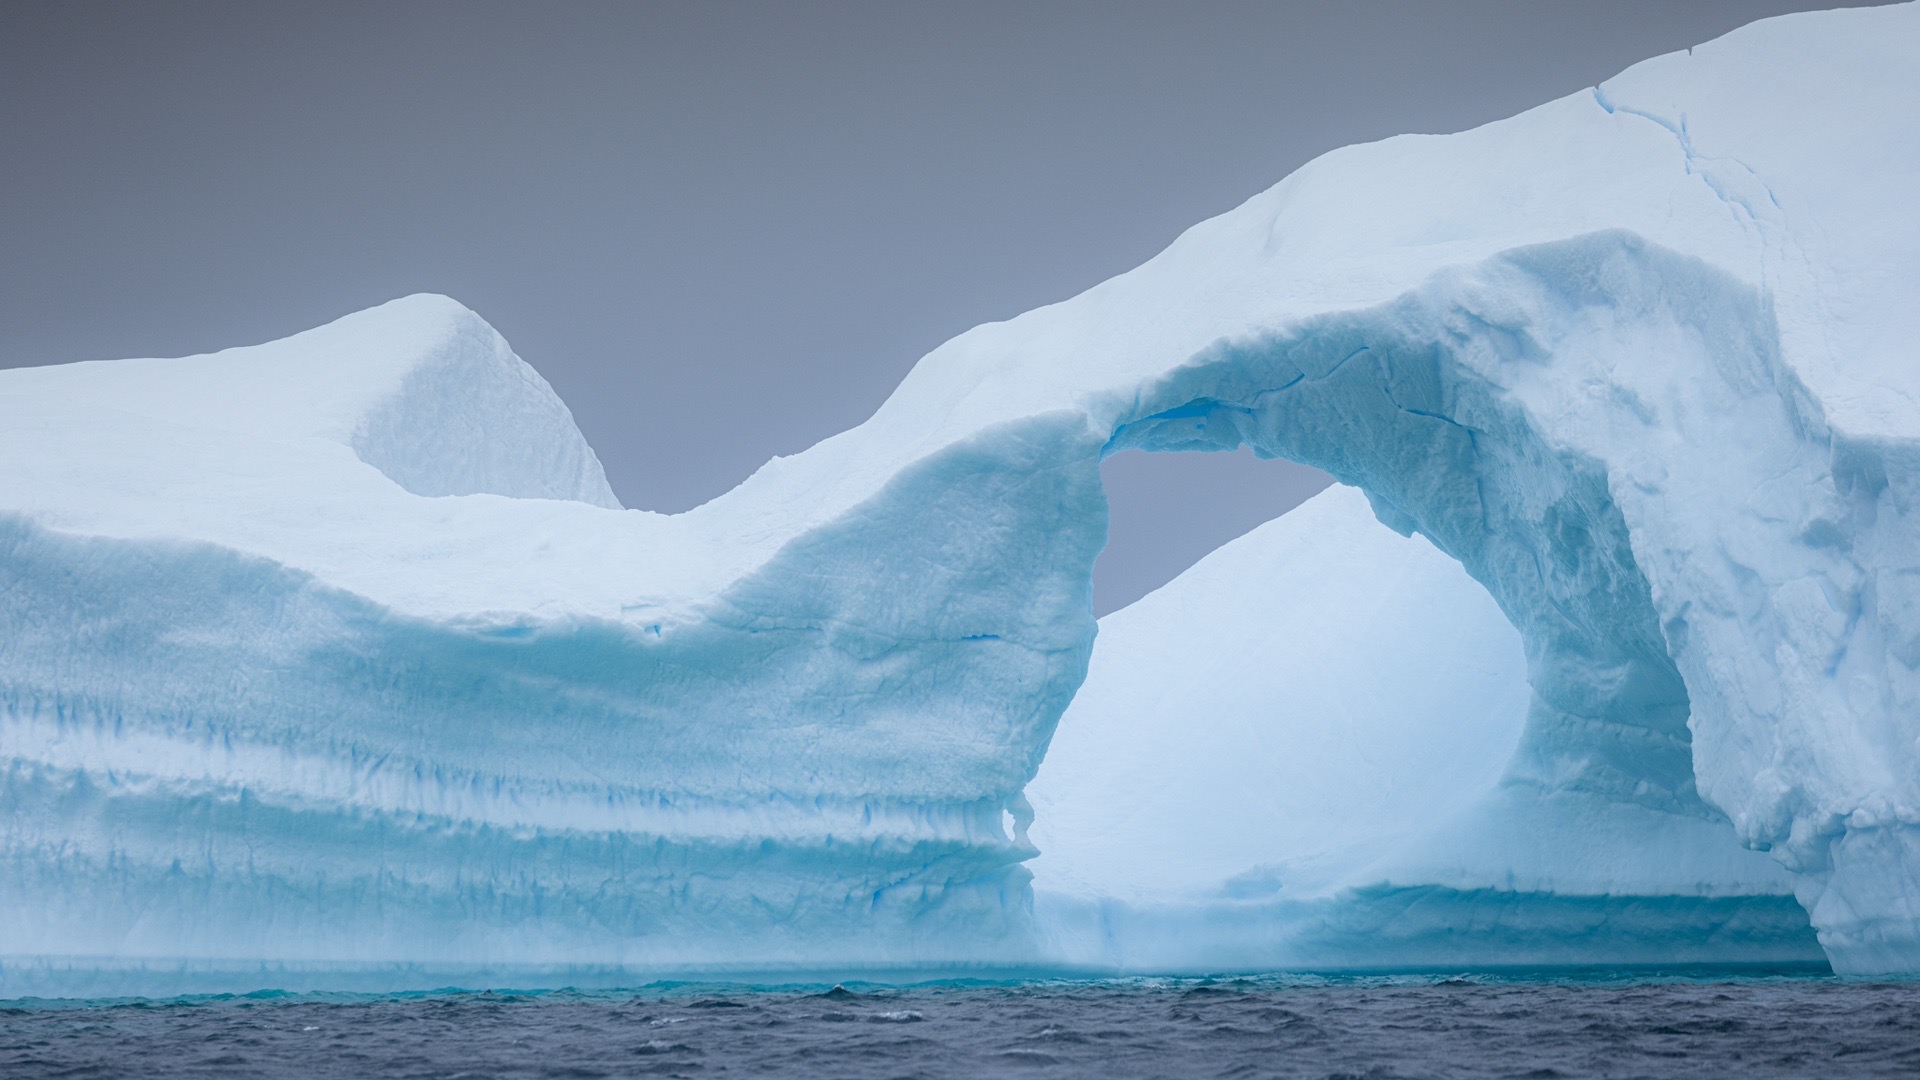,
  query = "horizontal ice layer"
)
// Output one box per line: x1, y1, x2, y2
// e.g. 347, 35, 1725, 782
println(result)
1029, 486, 1819, 971
1, 3, 1918, 988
